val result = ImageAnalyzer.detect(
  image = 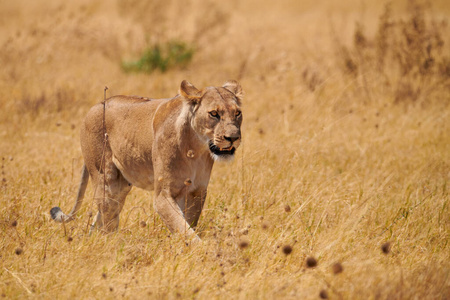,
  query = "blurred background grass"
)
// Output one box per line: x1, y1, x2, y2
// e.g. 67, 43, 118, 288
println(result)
0, 0, 449, 299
